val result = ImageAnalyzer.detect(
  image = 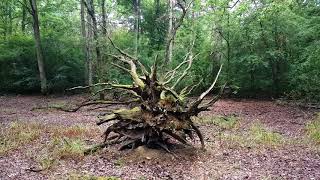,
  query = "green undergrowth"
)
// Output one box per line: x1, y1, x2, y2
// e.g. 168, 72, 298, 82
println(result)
305, 113, 320, 144
197, 115, 240, 130
0, 121, 43, 155
49, 101, 68, 108
220, 122, 284, 149
35, 124, 93, 170
67, 173, 120, 180
7, 123, 98, 171
36, 137, 87, 170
